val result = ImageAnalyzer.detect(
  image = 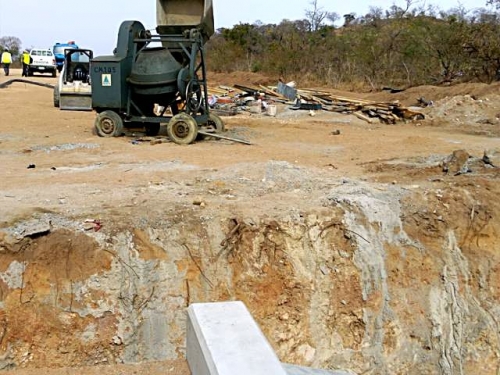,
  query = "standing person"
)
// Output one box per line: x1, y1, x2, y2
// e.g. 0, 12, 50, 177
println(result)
21, 50, 30, 77
1, 49, 12, 76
